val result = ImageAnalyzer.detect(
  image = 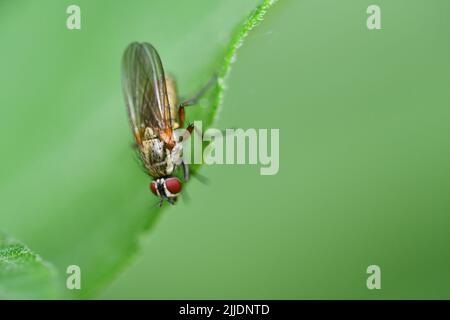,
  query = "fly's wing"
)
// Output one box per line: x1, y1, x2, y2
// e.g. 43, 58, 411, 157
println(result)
122, 42, 172, 144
